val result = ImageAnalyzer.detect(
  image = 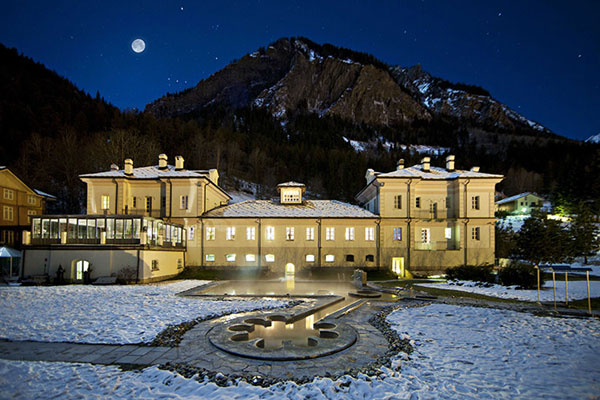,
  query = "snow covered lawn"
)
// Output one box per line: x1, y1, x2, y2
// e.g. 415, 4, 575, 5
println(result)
418, 279, 600, 302
1, 304, 598, 399
0, 281, 291, 344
